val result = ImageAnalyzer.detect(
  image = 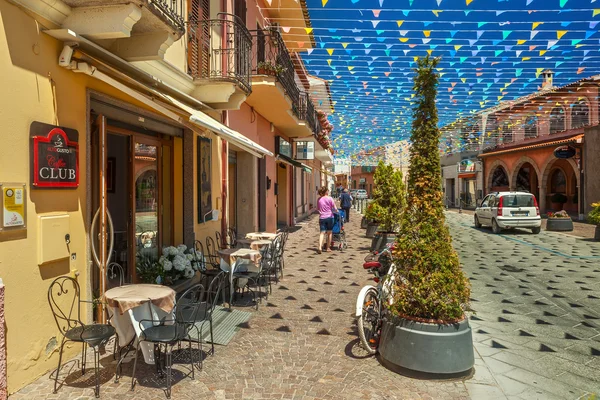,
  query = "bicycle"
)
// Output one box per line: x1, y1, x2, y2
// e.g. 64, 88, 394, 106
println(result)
355, 243, 397, 354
